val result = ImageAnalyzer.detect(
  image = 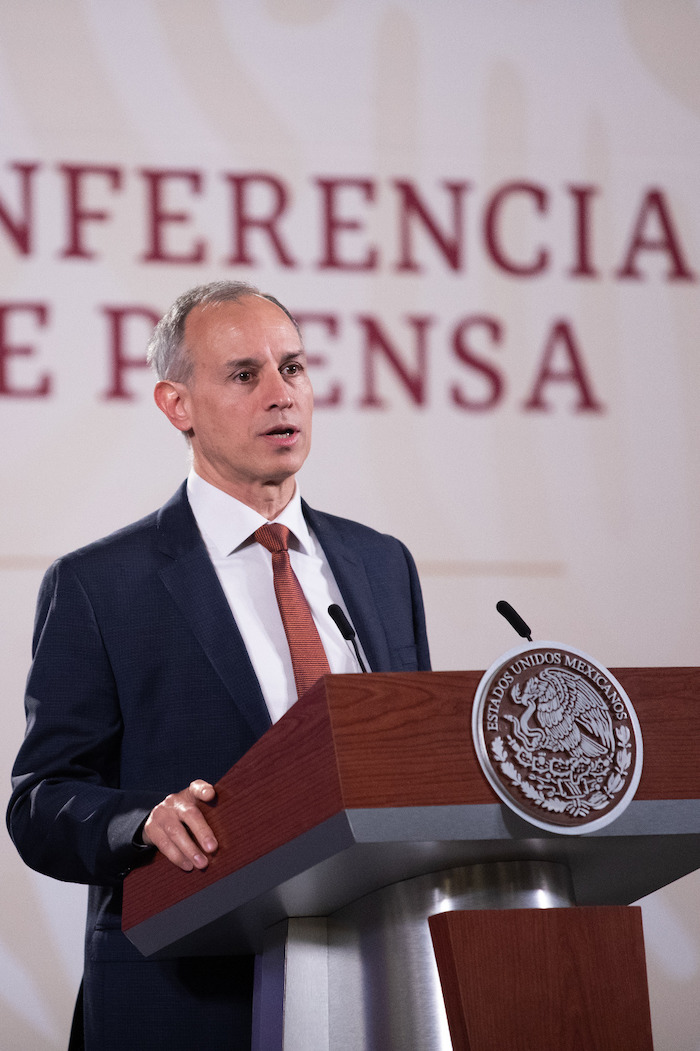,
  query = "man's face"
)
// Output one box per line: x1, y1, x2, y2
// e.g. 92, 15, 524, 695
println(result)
164, 295, 313, 509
